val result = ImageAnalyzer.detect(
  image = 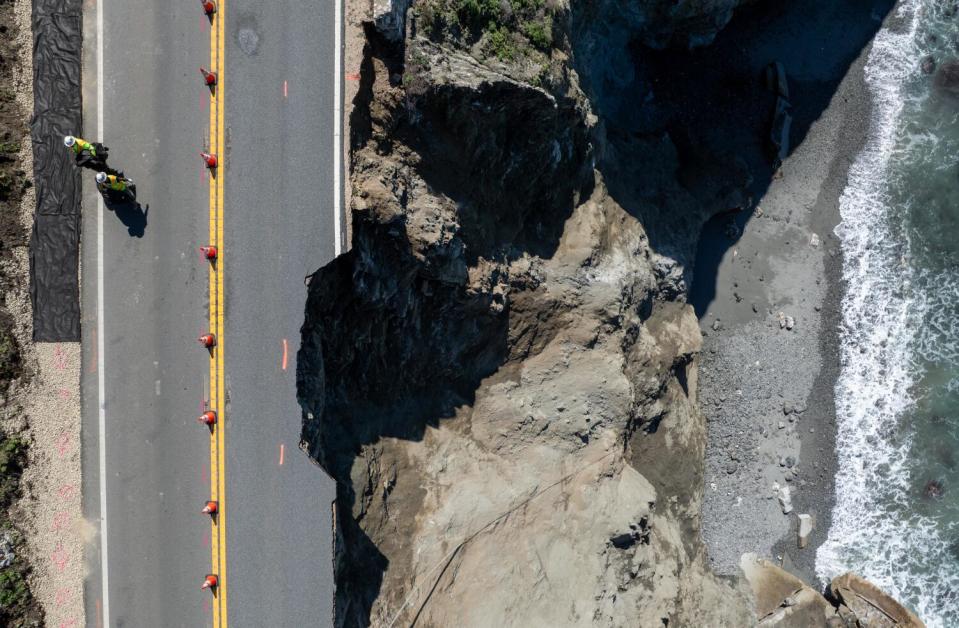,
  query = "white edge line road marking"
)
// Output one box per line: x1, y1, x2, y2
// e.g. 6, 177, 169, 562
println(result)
96, 0, 110, 625
333, 0, 343, 256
